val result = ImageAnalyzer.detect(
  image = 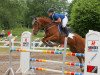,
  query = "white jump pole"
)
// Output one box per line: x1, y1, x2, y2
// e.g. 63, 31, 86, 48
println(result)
4, 36, 16, 75
62, 37, 67, 75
